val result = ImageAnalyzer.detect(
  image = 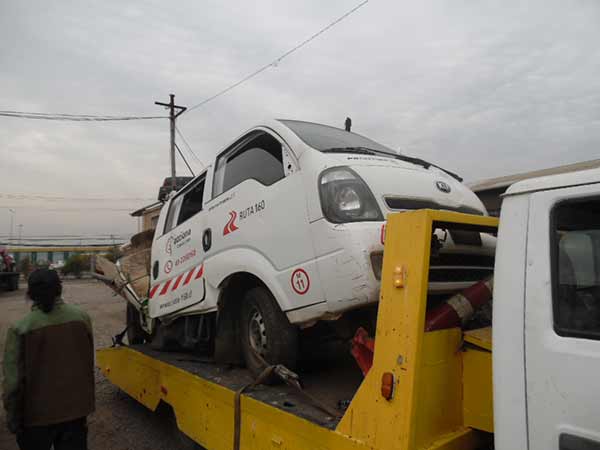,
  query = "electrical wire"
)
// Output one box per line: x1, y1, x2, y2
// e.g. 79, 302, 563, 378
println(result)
175, 142, 195, 176
0, 194, 155, 202
0, 205, 134, 212
0, 111, 167, 122
185, 0, 369, 113
175, 125, 205, 168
